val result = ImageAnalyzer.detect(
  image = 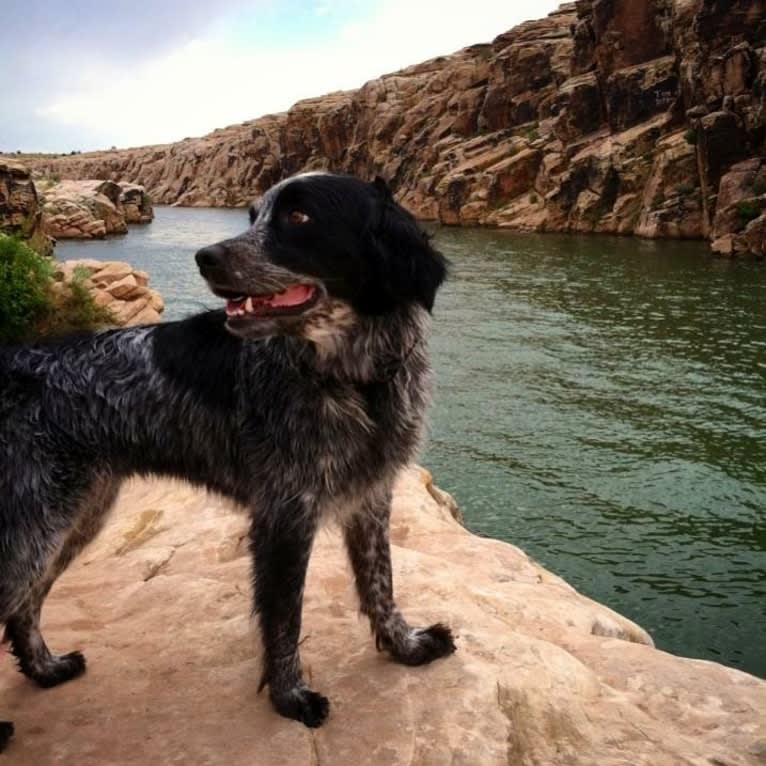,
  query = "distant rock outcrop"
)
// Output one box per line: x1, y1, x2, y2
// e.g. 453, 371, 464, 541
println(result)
1, 466, 764, 765
54, 259, 164, 325
38, 179, 154, 239
118, 182, 154, 224
0, 160, 53, 256
25, 0, 766, 255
